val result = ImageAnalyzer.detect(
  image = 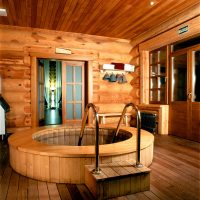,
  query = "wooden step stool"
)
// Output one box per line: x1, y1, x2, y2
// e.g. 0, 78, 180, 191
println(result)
85, 160, 150, 199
